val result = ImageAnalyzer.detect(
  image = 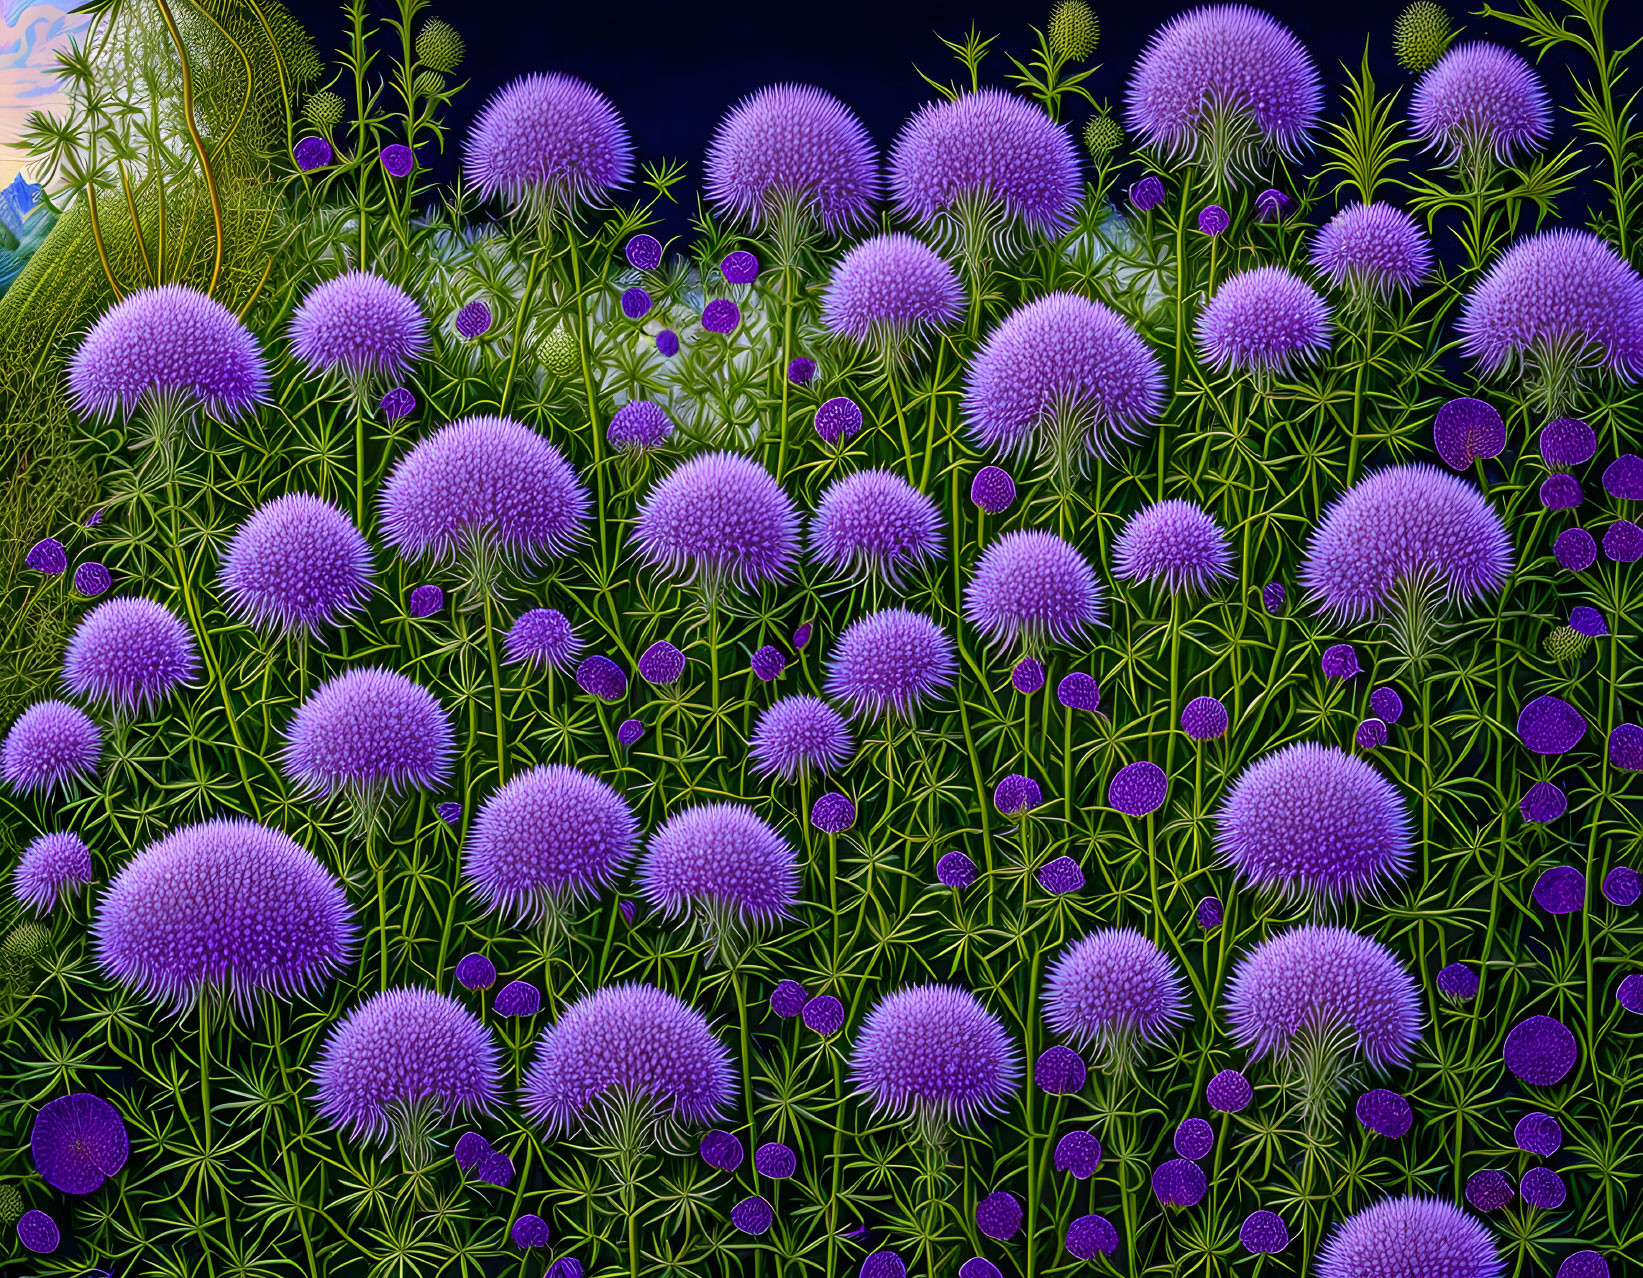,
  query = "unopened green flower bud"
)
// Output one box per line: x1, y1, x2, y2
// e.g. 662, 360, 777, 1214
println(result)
540, 323, 577, 376
1543, 626, 1588, 663
0, 1184, 24, 1225
1048, 1, 1099, 62
2, 922, 50, 965
413, 70, 446, 101
1084, 112, 1123, 159
416, 18, 464, 74
304, 90, 345, 131
1394, 2, 1451, 73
